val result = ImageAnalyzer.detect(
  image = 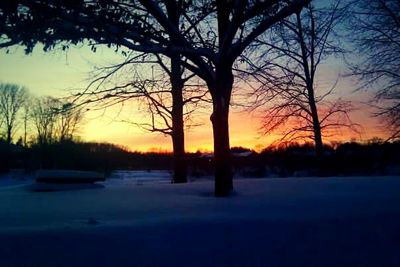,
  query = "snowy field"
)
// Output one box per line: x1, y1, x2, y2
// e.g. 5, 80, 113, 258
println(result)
107, 170, 180, 185
0, 174, 400, 266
